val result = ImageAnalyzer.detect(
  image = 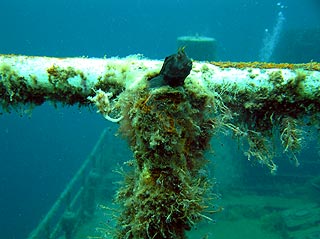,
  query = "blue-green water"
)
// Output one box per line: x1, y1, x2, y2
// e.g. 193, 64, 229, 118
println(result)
0, 1, 320, 238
